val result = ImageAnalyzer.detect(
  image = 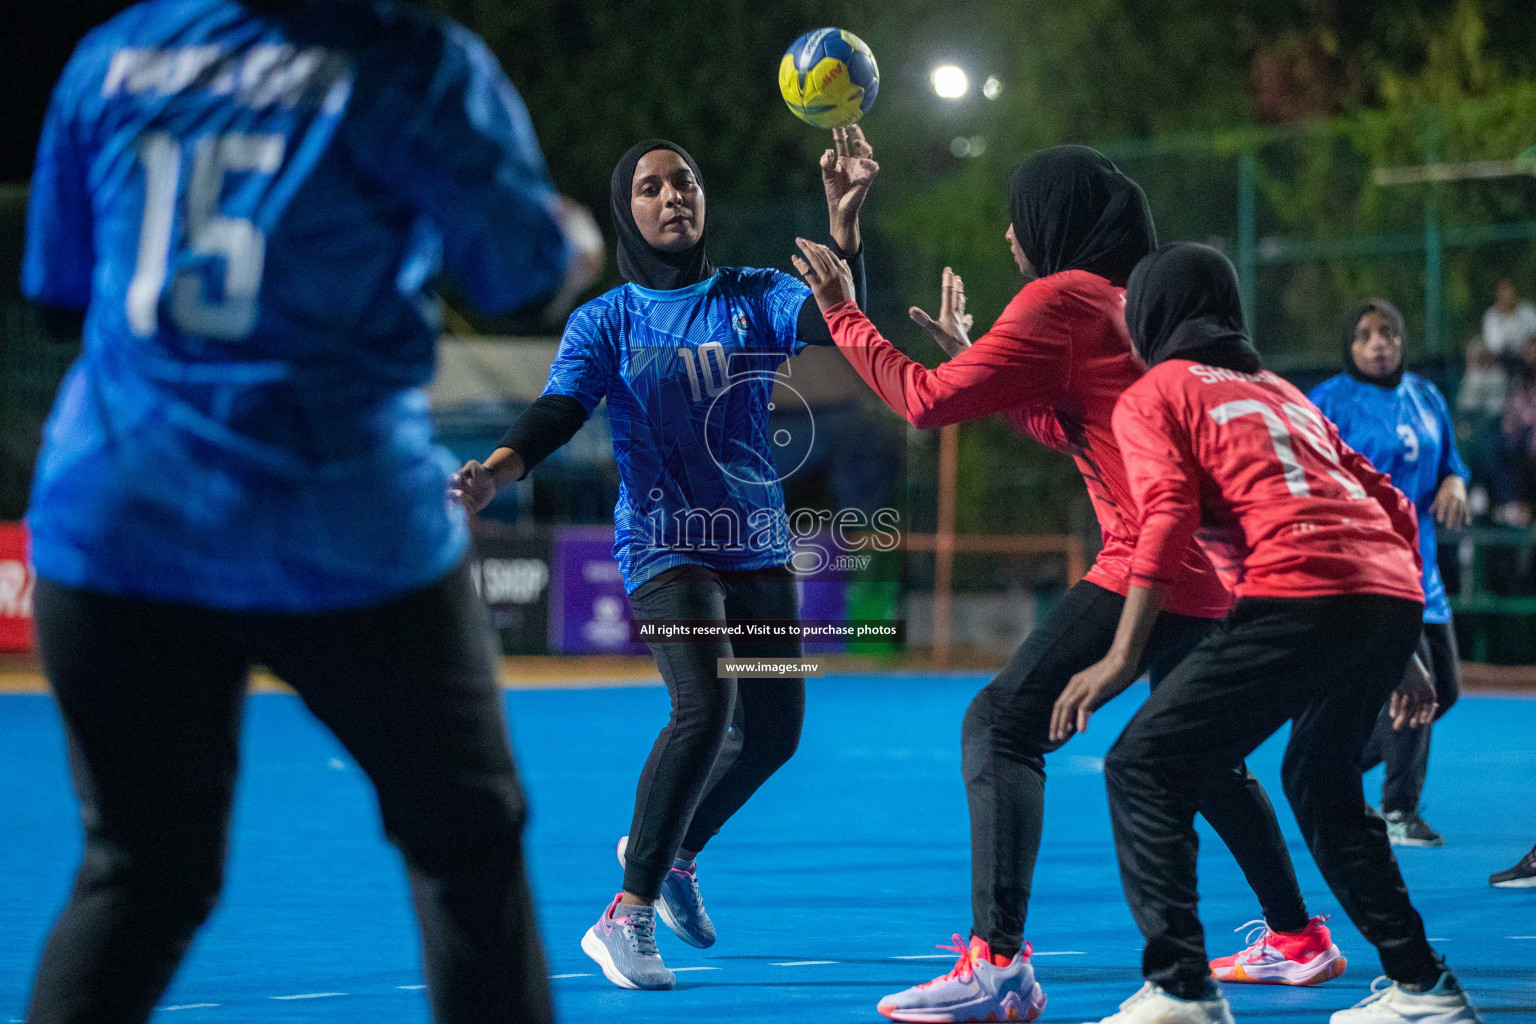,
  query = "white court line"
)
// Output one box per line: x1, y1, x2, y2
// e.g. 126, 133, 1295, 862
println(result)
397, 984, 427, 990
549, 973, 592, 979
162, 1005, 219, 1012
1033, 951, 1086, 956
671, 966, 720, 972
1511, 935, 1536, 940
271, 992, 346, 1000
892, 954, 958, 960
774, 960, 836, 966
